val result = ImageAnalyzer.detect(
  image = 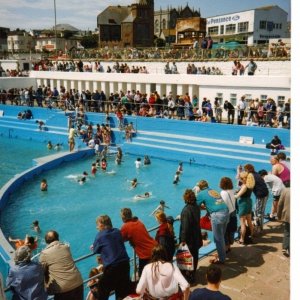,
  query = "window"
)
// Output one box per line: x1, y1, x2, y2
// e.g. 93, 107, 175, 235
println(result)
260, 21, 267, 29
260, 95, 268, 103
238, 22, 249, 33
230, 93, 237, 106
279, 24, 282, 29
155, 19, 159, 33
162, 19, 166, 30
225, 24, 236, 34
208, 26, 218, 35
216, 93, 223, 105
220, 25, 224, 35
245, 94, 252, 101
